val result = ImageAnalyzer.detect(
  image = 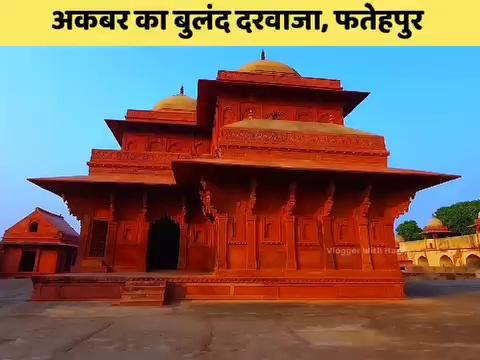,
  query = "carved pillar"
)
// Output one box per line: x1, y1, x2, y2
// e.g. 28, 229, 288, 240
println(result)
104, 191, 117, 269
79, 215, 92, 261
105, 222, 118, 269
199, 178, 225, 271
246, 179, 257, 270
216, 214, 228, 270
355, 185, 373, 271
139, 190, 150, 272
282, 183, 297, 270
320, 181, 336, 270
177, 197, 188, 271
139, 218, 150, 272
